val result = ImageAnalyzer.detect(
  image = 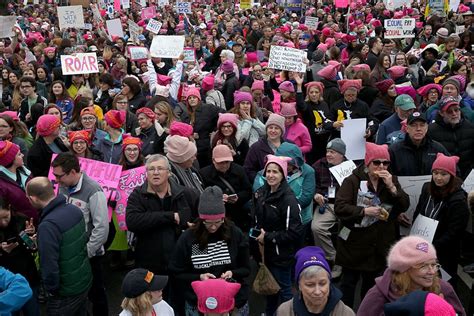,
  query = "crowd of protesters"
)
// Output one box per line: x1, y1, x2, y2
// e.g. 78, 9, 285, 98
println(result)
0, 0, 473, 315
